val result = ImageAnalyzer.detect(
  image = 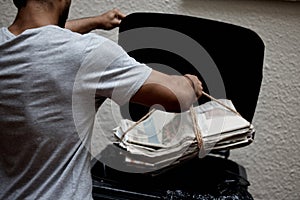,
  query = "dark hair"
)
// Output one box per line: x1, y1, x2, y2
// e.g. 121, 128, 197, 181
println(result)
13, 0, 27, 8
